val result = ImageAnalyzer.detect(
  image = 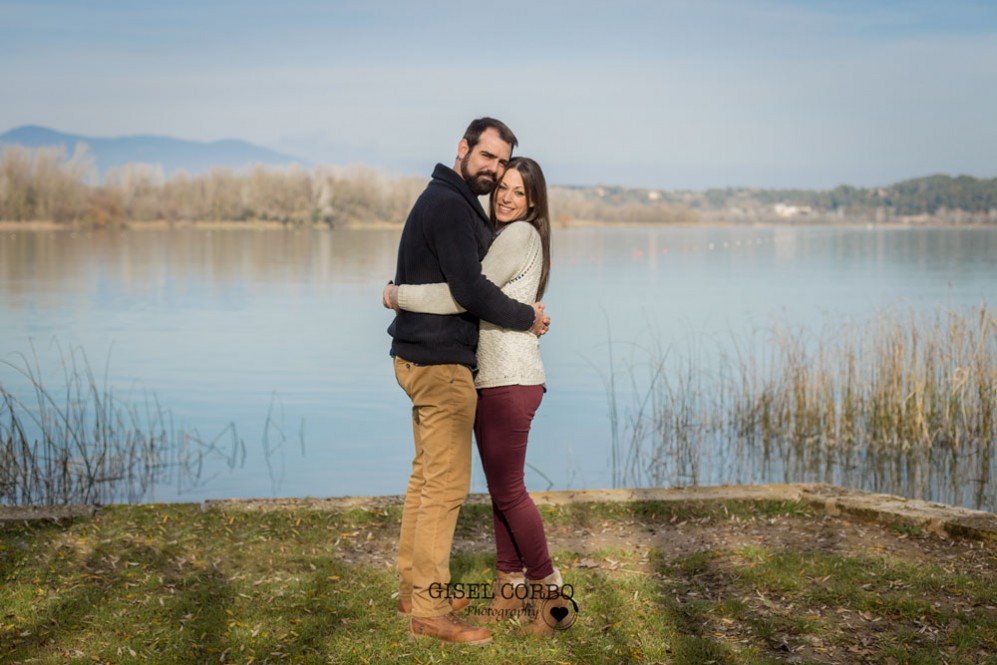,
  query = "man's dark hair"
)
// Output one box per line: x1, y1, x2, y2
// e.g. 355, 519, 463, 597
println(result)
463, 117, 518, 152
